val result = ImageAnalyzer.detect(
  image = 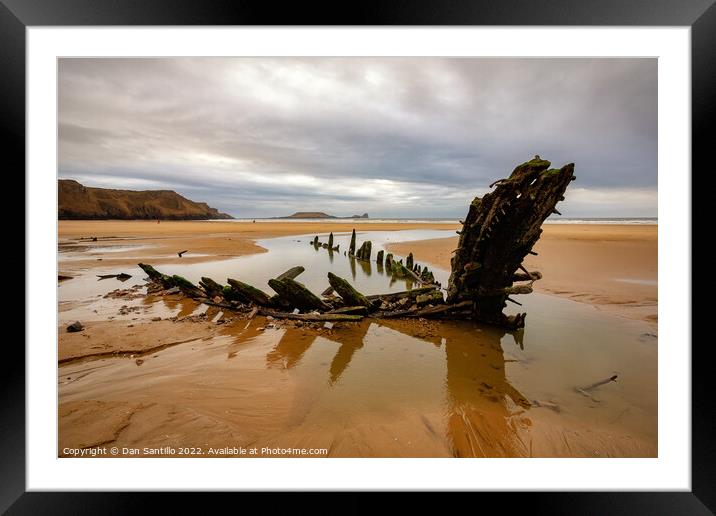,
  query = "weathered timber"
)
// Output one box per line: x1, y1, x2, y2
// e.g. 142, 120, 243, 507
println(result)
97, 273, 132, 281
415, 290, 444, 307
268, 293, 291, 309
380, 300, 472, 319
502, 285, 533, 295
327, 272, 372, 308
578, 375, 618, 393
178, 250, 188, 257
391, 260, 410, 278
376, 249, 384, 264
366, 286, 437, 302
227, 278, 271, 306
138, 263, 174, 287
355, 240, 372, 260
199, 298, 234, 310
384, 253, 394, 269
406, 252, 414, 270
349, 229, 356, 255
328, 233, 334, 248
258, 308, 362, 322
327, 305, 369, 316
199, 276, 225, 297
222, 284, 250, 303
276, 266, 305, 281
420, 267, 435, 284
405, 265, 432, 286
268, 277, 331, 311
313, 236, 319, 246
446, 156, 574, 329
512, 271, 542, 282
321, 286, 335, 296
171, 275, 204, 297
